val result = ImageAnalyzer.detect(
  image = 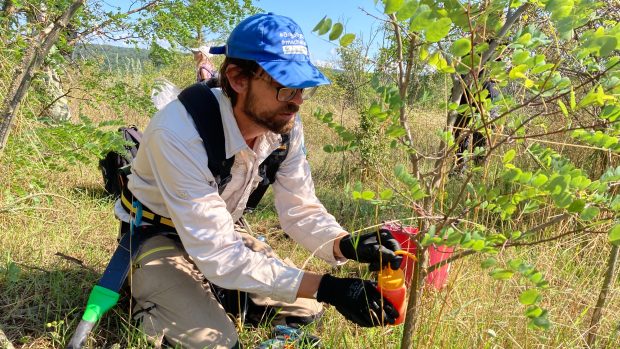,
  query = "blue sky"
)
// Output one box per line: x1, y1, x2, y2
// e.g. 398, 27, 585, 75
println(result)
252, 0, 383, 63
100, 0, 384, 64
